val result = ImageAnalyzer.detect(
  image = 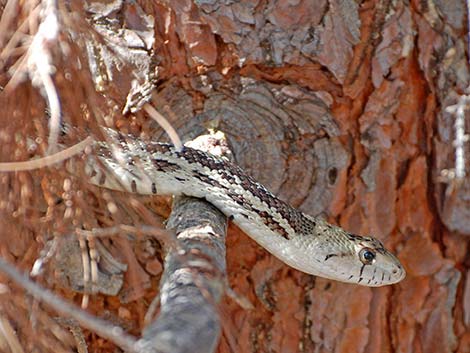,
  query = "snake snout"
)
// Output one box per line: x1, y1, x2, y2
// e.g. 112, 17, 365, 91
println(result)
369, 253, 406, 286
